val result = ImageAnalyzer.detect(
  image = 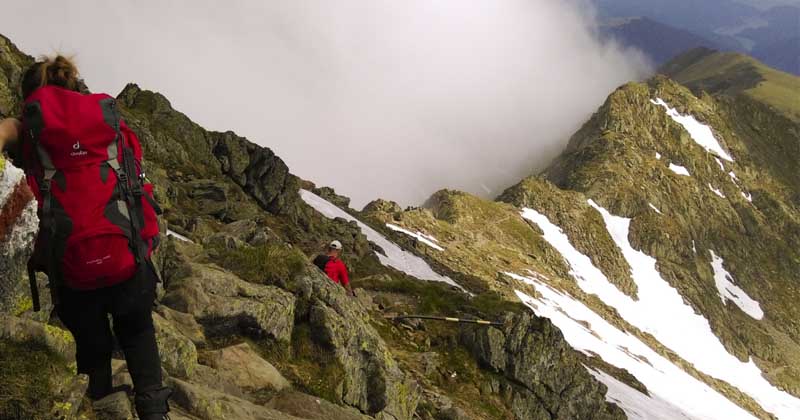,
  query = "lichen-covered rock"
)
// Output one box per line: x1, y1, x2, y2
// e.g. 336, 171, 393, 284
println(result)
266, 390, 371, 420
153, 311, 199, 378
163, 262, 295, 342
362, 198, 402, 215
91, 390, 134, 420
0, 34, 34, 118
168, 377, 303, 420
211, 130, 303, 218
312, 186, 352, 210
295, 269, 420, 420
155, 305, 206, 347
201, 342, 290, 392
0, 314, 75, 360
460, 312, 626, 420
